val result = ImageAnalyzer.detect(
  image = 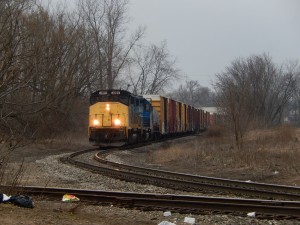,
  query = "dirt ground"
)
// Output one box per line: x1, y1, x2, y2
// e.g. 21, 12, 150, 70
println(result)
1, 132, 300, 225
0, 201, 161, 225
